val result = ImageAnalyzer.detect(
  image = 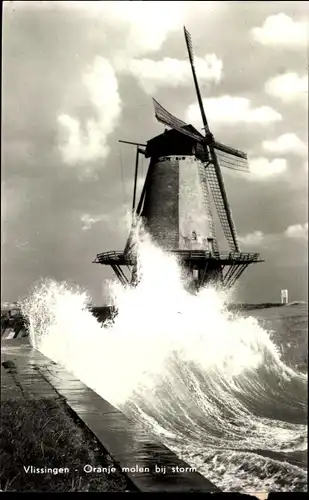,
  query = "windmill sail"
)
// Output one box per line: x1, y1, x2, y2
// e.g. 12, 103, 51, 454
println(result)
215, 149, 248, 173
184, 26, 210, 133
214, 141, 248, 173
153, 98, 187, 128
153, 99, 203, 142
204, 162, 239, 251
214, 141, 247, 160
